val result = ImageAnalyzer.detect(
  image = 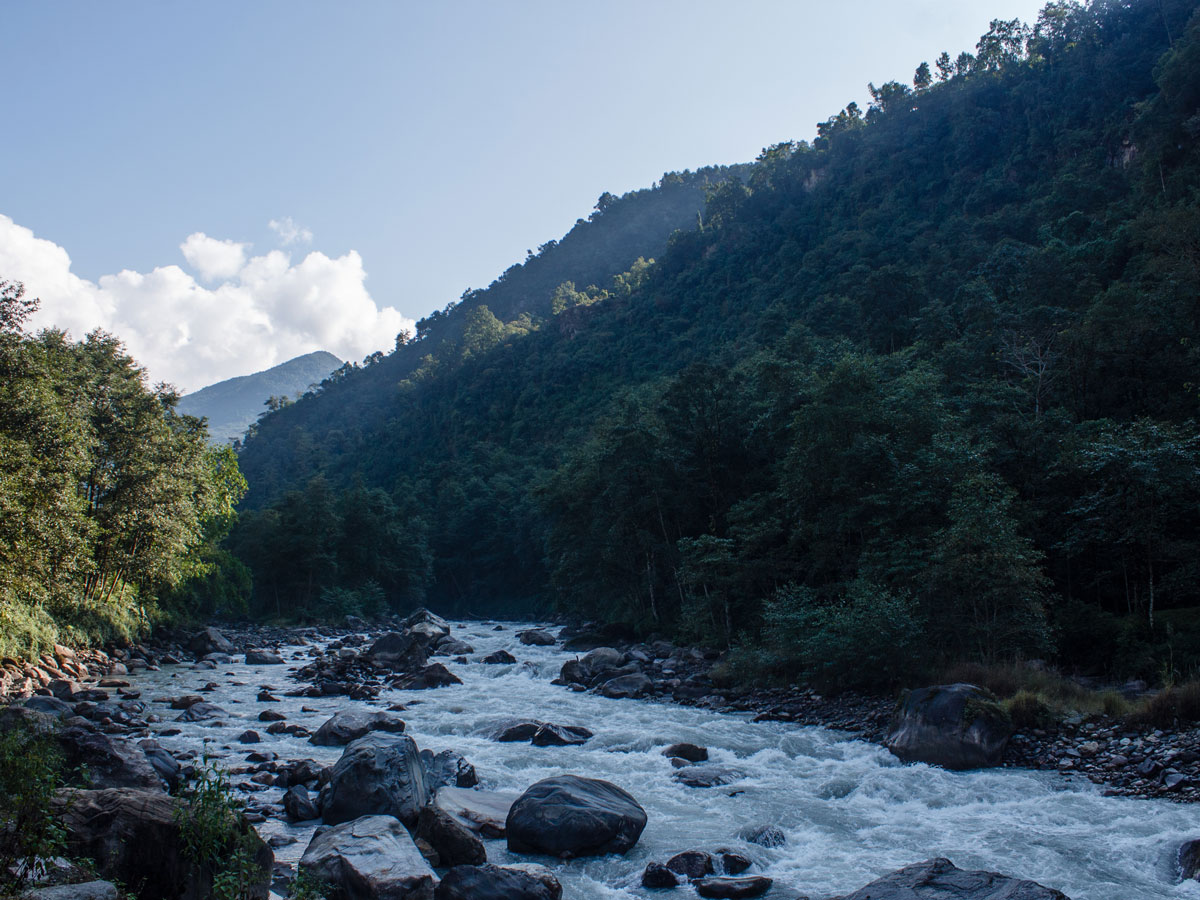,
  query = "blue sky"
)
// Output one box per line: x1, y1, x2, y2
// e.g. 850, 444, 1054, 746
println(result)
0, 0, 1049, 389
